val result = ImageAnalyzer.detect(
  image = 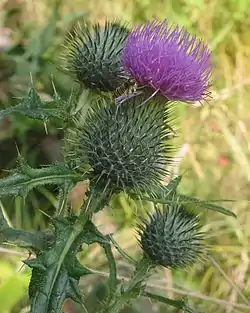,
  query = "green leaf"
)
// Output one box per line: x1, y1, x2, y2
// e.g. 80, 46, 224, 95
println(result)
143, 291, 199, 313
28, 262, 87, 313
0, 85, 69, 122
77, 220, 109, 245
146, 175, 182, 198
135, 176, 236, 218
0, 228, 54, 252
26, 217, 110, 313
144, 194, 236, 218
178, 195, 237, 218
0, 197, 54, 251
0, 157, 82, 197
